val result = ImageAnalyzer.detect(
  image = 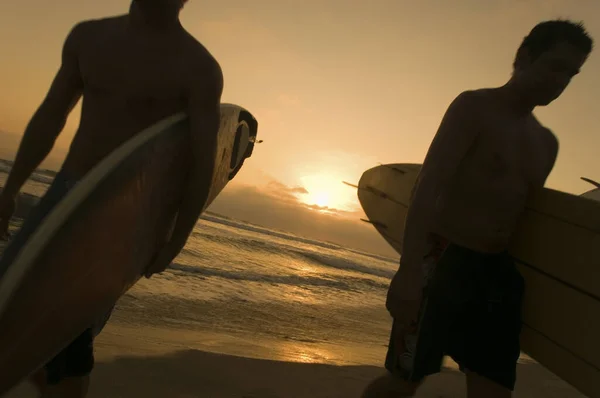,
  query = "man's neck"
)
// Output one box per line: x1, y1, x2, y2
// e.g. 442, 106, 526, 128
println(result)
497, 80, 536, 117
128, 2, 183, 33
